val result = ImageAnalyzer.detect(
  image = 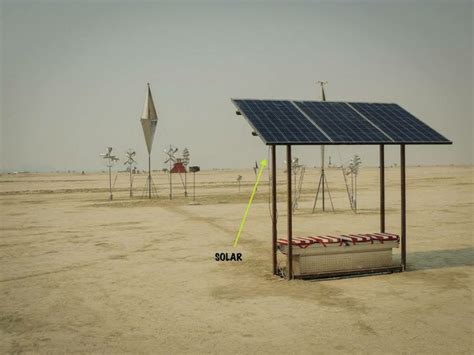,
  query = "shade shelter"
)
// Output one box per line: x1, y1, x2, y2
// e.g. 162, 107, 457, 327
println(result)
232, 99, 452, 280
